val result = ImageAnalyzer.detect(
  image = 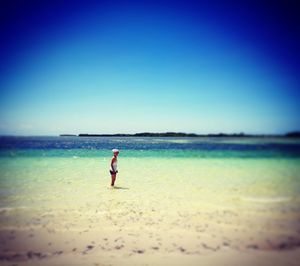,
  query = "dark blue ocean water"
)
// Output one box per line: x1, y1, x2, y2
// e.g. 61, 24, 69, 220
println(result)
0, 136, 299, 158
